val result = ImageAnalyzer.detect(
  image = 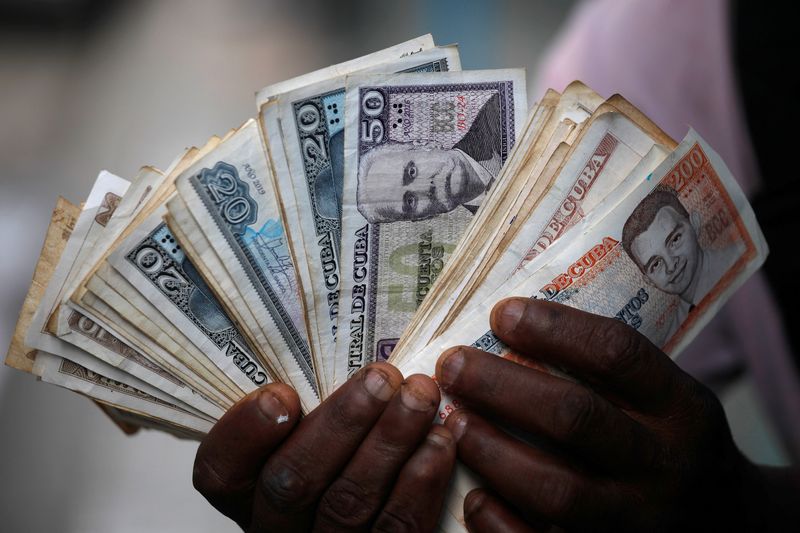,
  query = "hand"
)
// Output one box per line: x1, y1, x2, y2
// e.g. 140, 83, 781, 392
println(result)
436, 297, 792, 533
193, 363, 456, 532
